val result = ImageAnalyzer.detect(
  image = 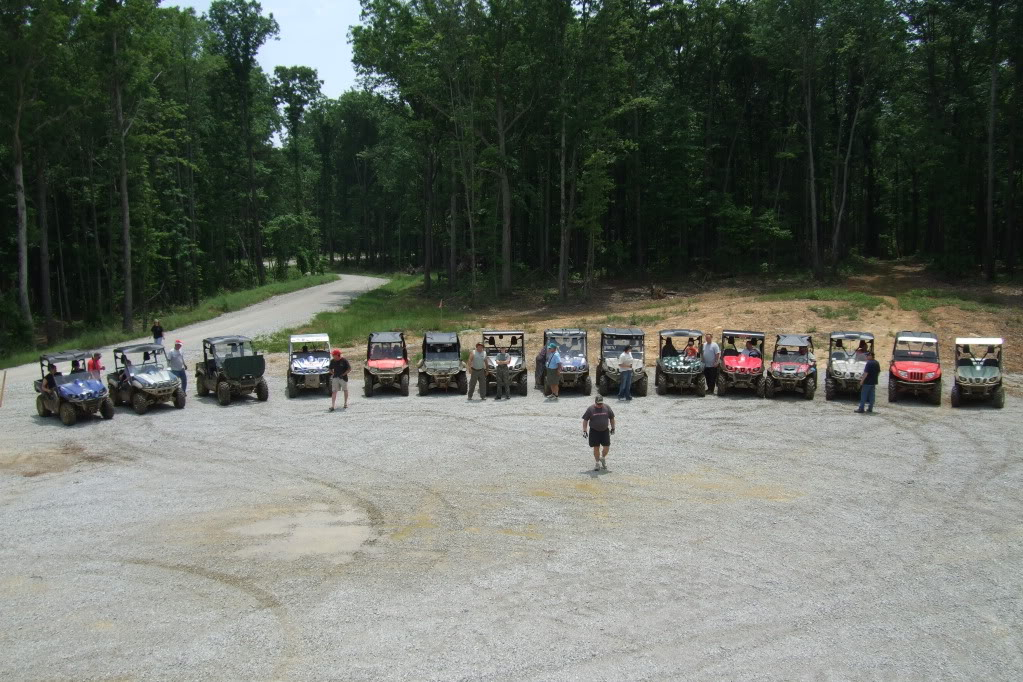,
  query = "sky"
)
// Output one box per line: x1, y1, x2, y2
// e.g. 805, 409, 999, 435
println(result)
167, 0, 363, 98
